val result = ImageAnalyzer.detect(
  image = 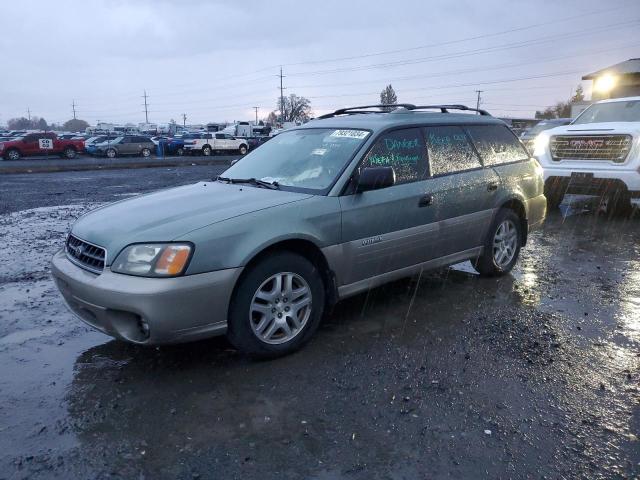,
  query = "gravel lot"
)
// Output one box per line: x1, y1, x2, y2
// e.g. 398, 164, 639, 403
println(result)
0, 166, 638, 479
